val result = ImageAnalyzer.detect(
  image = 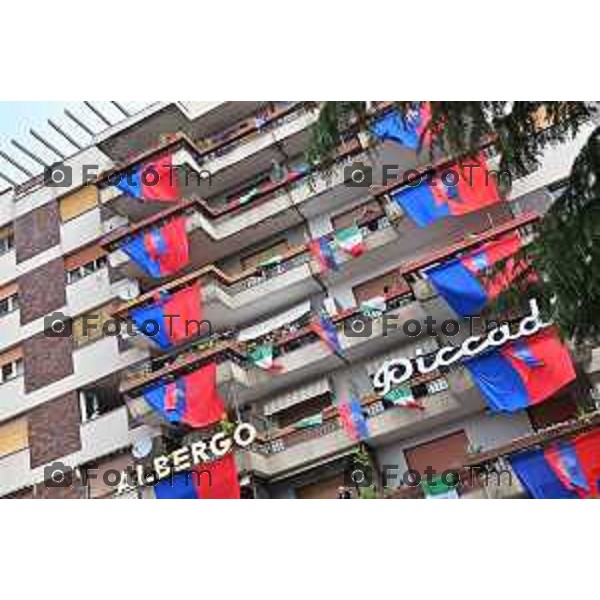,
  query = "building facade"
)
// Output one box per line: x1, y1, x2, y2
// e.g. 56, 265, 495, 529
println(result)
0, 101, 598, 499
